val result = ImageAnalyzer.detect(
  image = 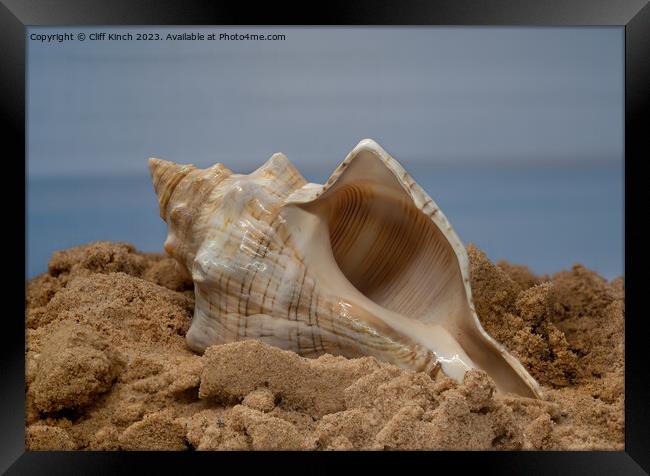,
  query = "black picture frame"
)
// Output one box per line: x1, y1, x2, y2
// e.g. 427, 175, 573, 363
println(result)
3, 0, 648, 473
